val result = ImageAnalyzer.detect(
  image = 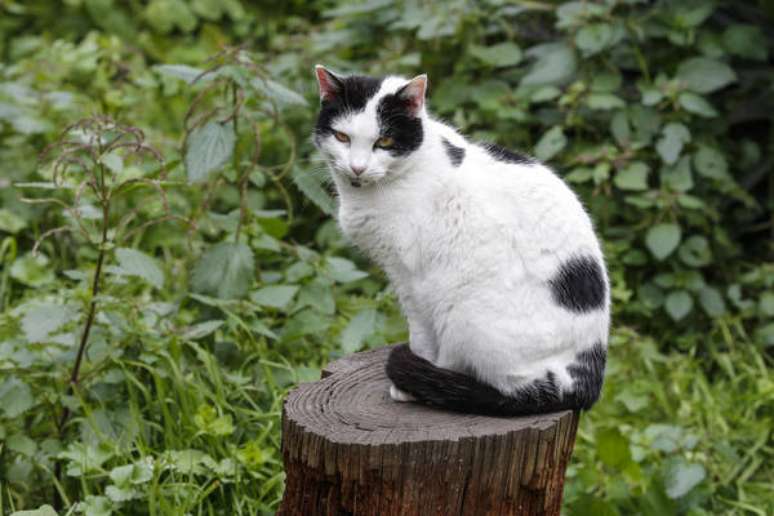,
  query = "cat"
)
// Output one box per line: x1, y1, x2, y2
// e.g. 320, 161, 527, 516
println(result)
313, 65, 609, 417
